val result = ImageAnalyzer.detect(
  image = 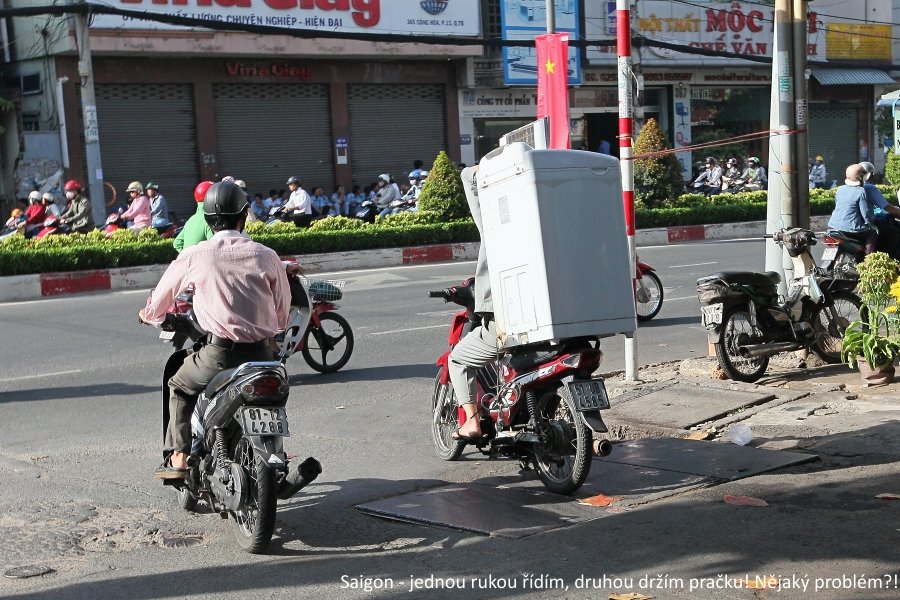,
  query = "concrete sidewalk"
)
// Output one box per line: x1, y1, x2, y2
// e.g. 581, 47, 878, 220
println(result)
0, 215, 830, 303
